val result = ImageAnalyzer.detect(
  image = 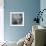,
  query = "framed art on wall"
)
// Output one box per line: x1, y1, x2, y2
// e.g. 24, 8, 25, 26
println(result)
10, 12, 24, 26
